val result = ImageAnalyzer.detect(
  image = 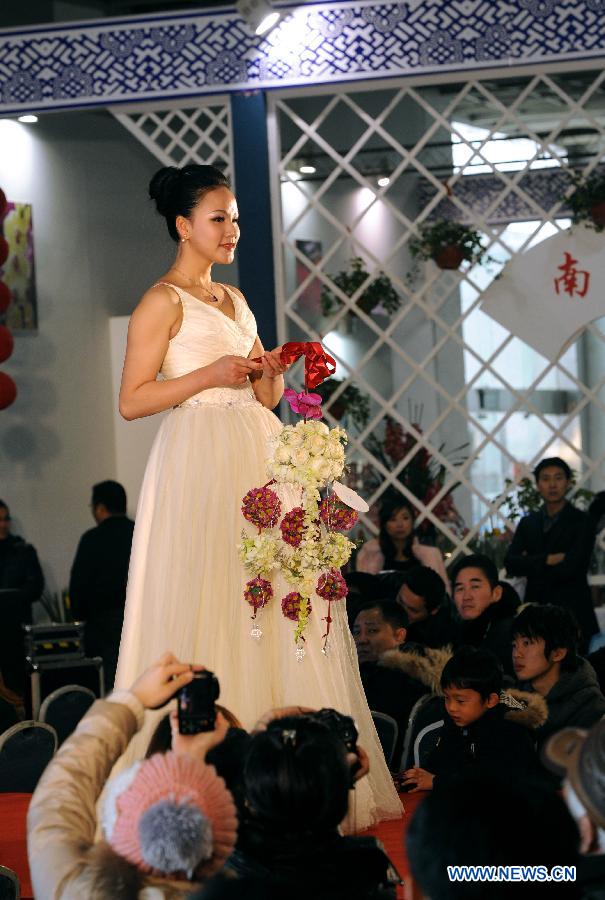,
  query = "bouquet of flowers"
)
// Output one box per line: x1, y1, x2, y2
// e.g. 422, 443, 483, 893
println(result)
238, 342, 363, 660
